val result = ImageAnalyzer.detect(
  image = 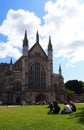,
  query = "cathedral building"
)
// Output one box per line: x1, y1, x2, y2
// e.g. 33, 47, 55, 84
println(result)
0, 30, 65, 105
